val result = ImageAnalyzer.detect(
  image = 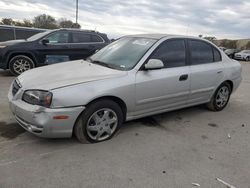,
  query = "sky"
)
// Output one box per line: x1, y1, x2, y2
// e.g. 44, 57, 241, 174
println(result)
0, 0, 250, 39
